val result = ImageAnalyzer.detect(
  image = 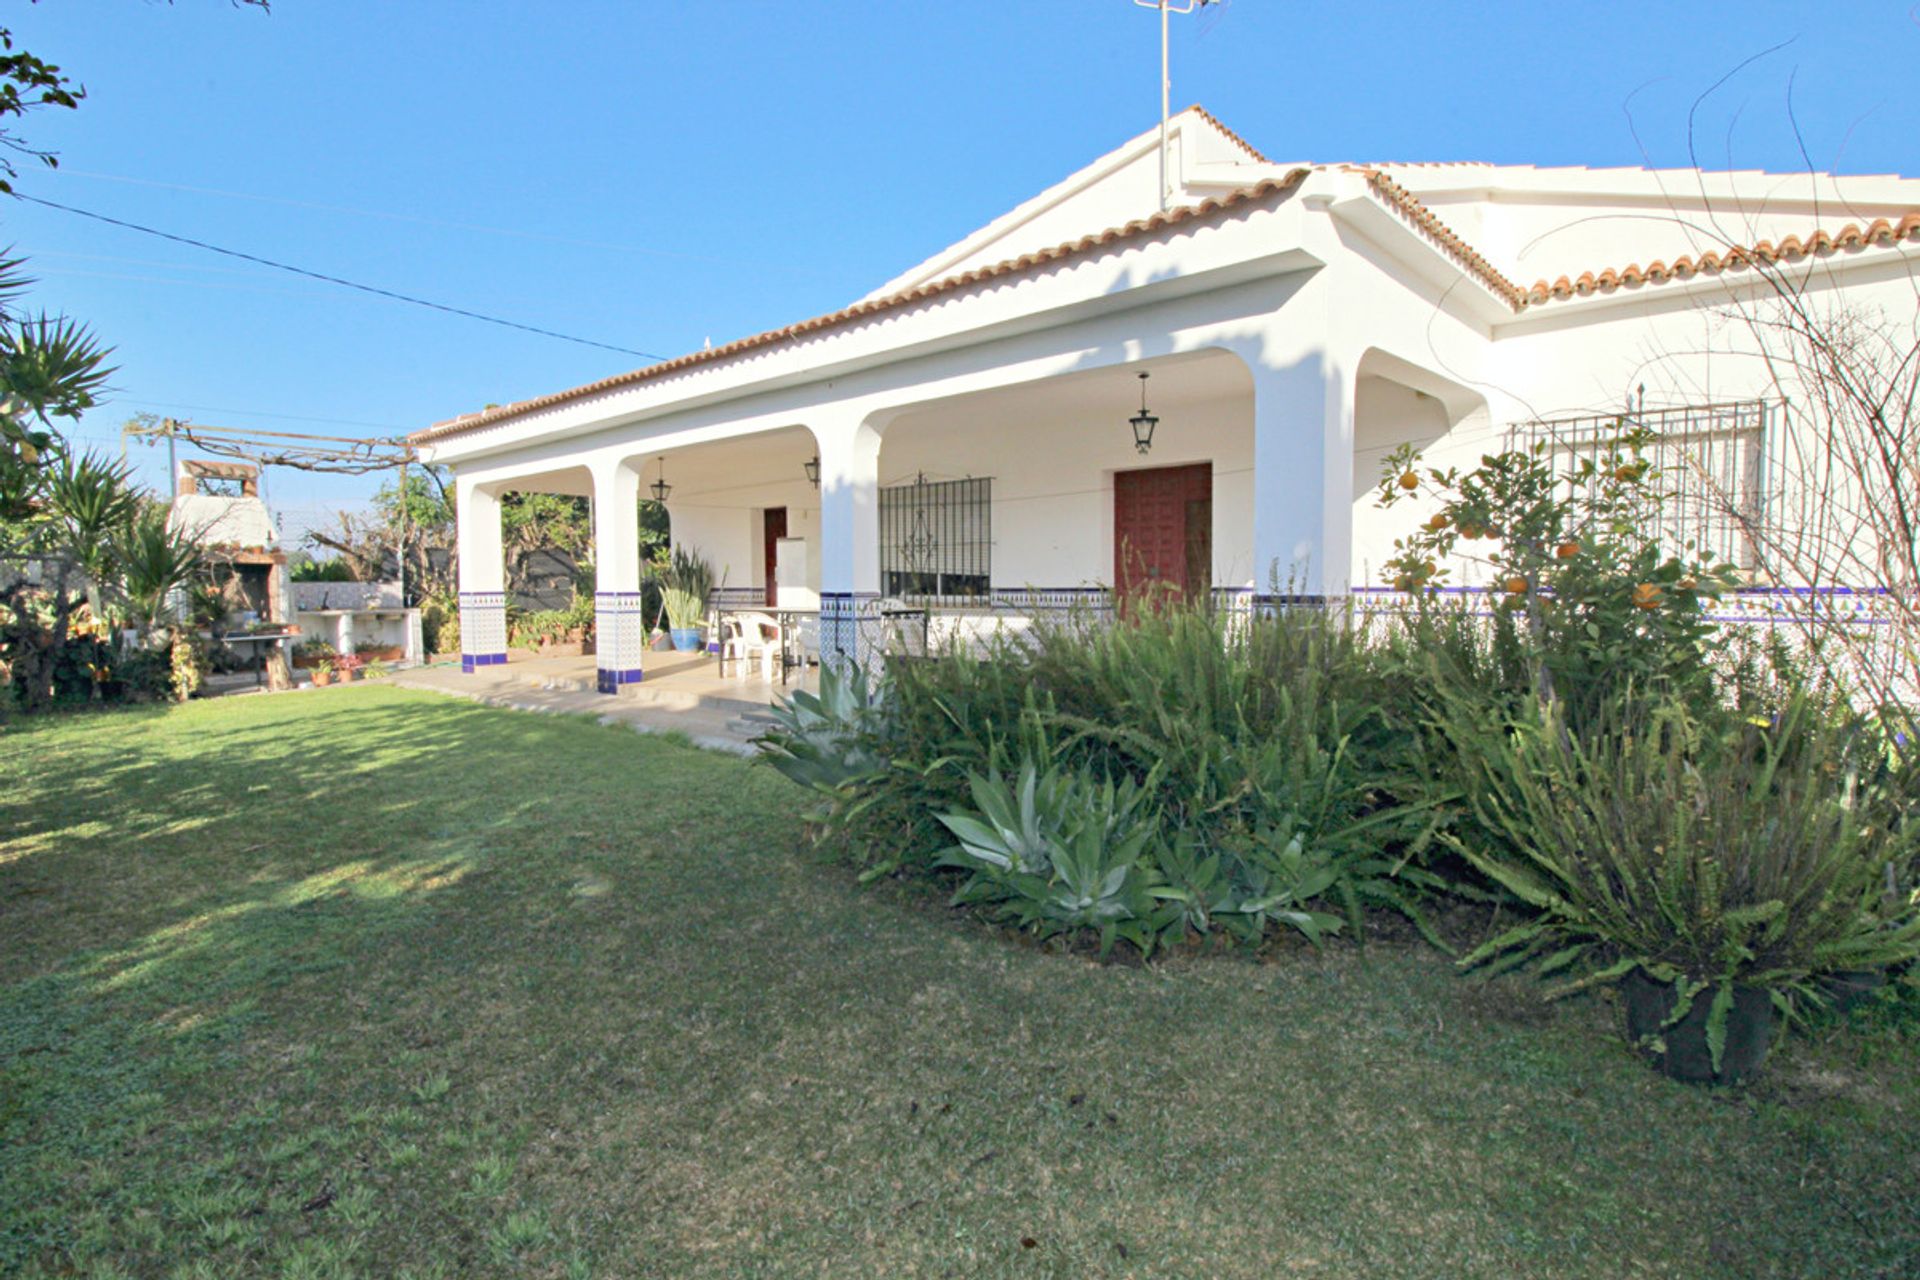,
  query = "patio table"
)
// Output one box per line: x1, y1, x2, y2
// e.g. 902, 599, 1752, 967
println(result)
218, 630, 297, 689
